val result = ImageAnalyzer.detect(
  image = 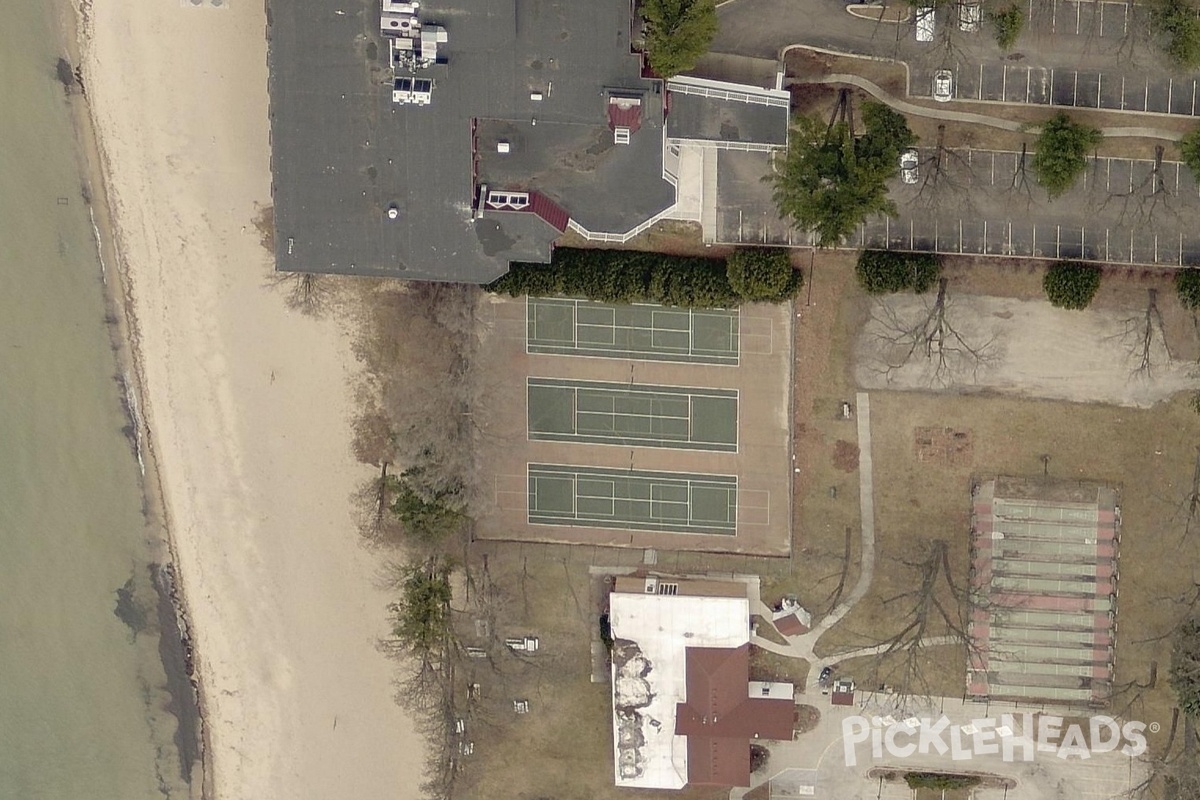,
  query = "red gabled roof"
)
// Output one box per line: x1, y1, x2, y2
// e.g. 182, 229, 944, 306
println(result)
607, 96, 643, 135
685, 735, 749, 787
674, 644, 794, 787
774, 612, 809, 637
528, 191, 570, 232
